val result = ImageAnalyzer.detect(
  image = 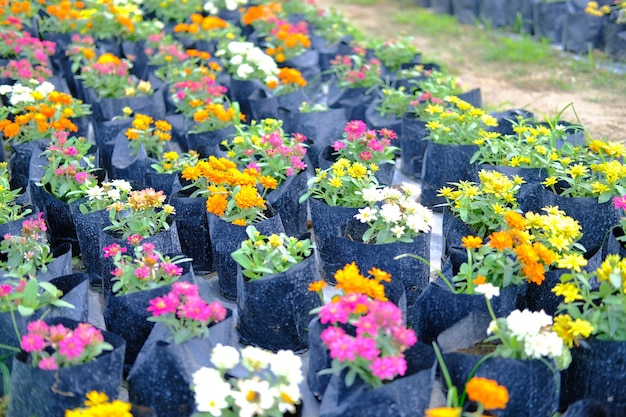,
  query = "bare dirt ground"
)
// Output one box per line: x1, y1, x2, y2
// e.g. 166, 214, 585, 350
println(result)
316, 0, 626, 140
